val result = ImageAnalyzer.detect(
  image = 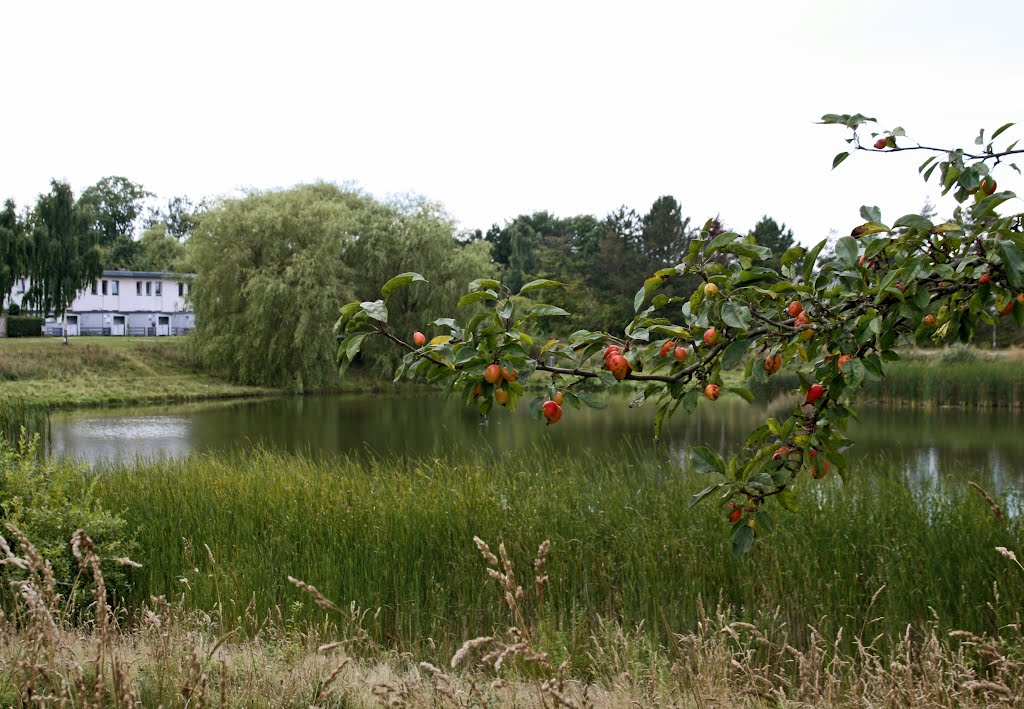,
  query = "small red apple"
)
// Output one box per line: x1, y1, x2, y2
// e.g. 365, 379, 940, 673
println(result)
980, 177, 997, 196
674, 345, 689, 362
772, 445, 790, 461
837, 355, 852, 371
659, 340, 674, 358
703, 327, 719, 347
412, 331, 426, 347
484, 364, 502, 384
541, 400, 563, 425
923, 314, 936, 327
728, 508, 743, 524
787, 301, 803, 318
608, 354, 631, 380
874, 137, 888, 150
980, 273, 991, 285
704, 383, 720, 401
806, 383, 825, 404
494, 388, 509, 406
554, 391, 564, 406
